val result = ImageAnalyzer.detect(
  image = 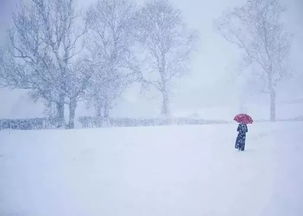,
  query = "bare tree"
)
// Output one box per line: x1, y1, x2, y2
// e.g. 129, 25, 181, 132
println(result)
1, 0, 87, 127
85, 0, 138, 120
135, 0, 196, 117
216, 0, 291, 121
